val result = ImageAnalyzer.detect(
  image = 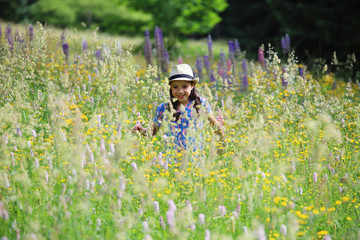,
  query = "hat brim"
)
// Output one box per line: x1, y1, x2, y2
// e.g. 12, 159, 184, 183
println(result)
168, 77, 199, 84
